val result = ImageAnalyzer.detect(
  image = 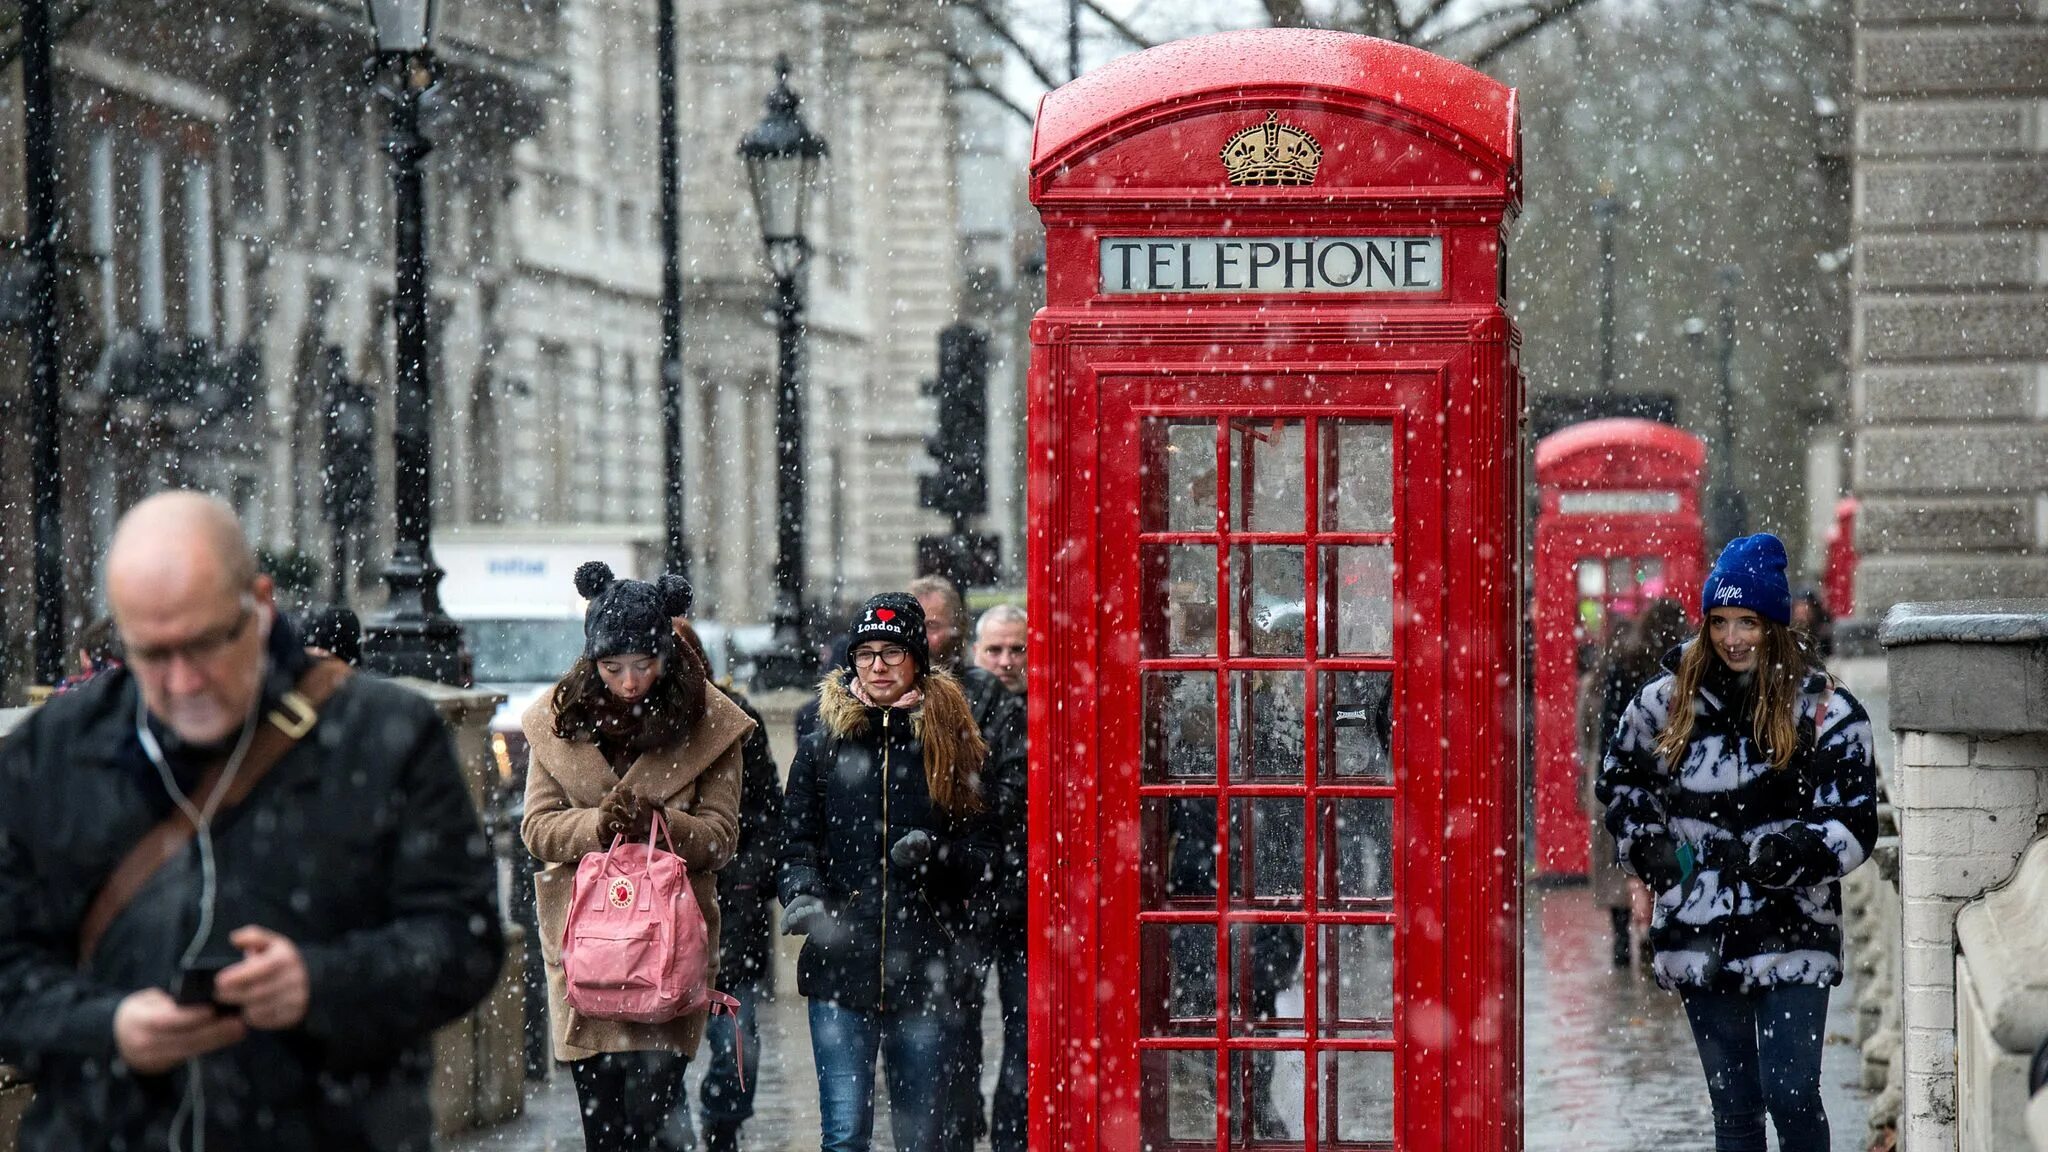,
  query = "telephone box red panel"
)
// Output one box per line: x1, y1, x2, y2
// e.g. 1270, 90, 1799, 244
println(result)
1027, 30, 1522, 1152
1530, 419, 1705, 876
